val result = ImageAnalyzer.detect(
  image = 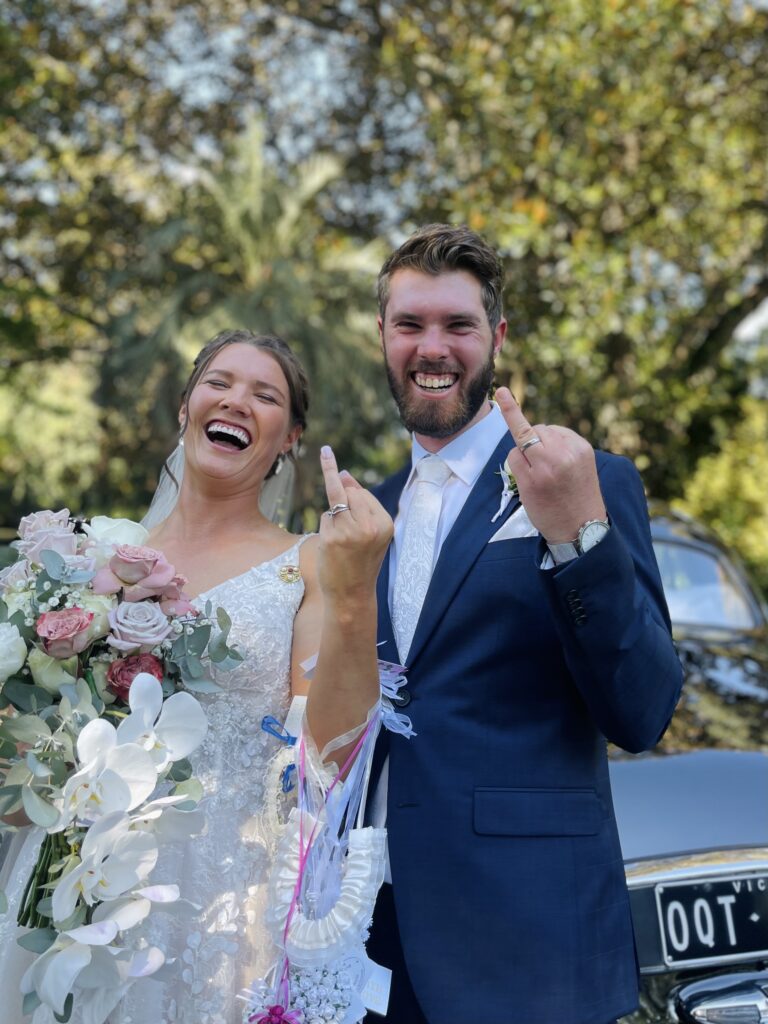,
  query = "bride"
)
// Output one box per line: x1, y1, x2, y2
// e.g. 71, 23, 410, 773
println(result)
0, 328, 392, 1024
